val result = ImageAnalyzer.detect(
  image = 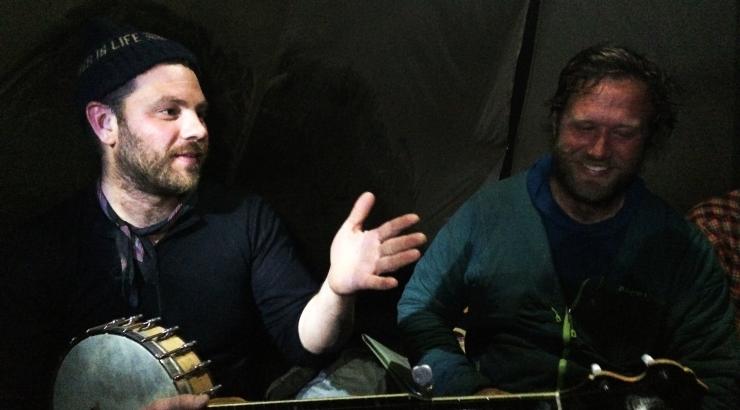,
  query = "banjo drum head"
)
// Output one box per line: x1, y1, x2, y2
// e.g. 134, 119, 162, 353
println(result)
53, 332, 180, 410
53, 318, 215, 410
